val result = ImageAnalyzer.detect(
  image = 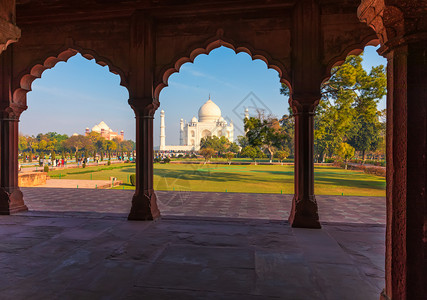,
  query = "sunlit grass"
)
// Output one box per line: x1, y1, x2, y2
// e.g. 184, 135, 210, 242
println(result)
48, 162, 386, 196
